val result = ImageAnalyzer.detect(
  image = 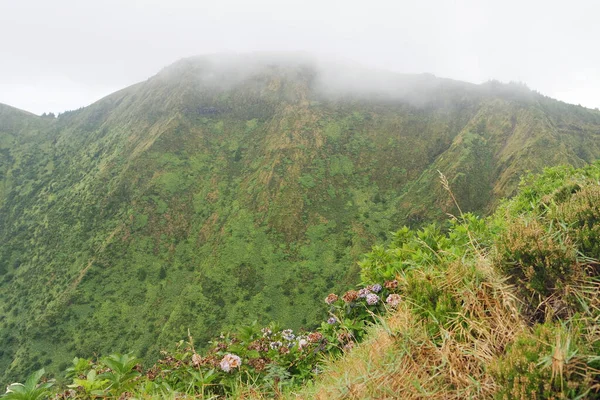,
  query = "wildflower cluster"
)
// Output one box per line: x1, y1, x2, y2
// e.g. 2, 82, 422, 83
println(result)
219, 353, 242, 372
320, 280, 402, 349
323, 280, 400, 315
25, 279, 404, 399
